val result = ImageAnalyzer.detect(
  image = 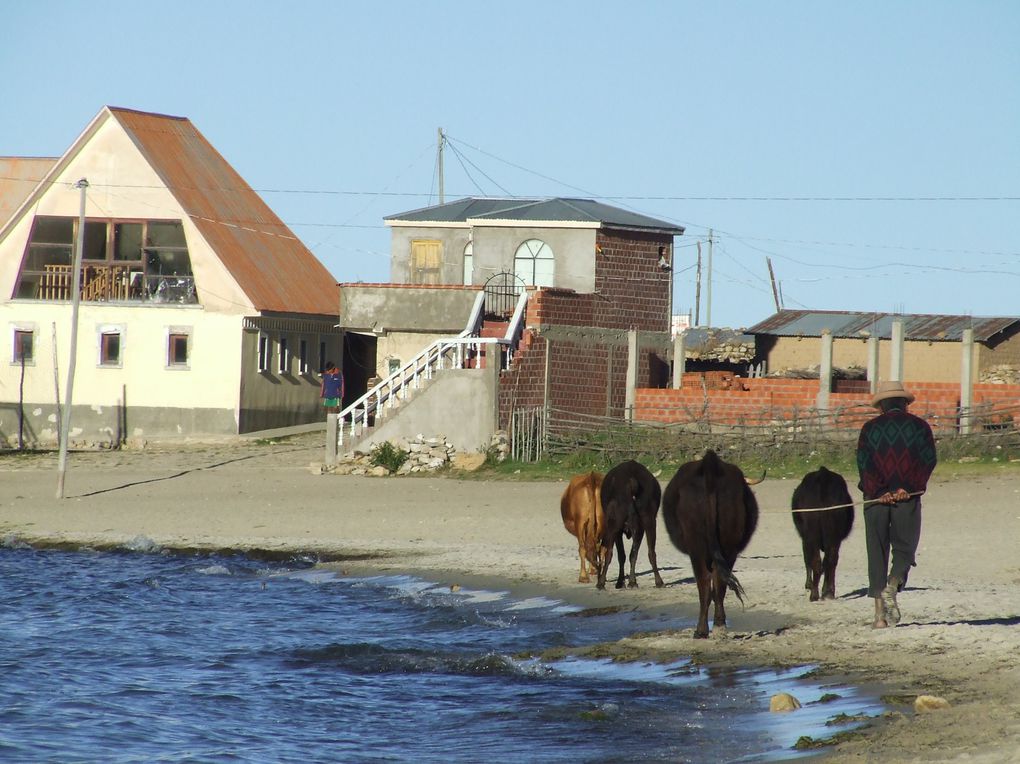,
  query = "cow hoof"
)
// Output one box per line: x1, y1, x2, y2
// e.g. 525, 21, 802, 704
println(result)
654, 579, 665, 588
615, 581, 625, 590
809, 592, 820, 602
713, 624, 728, 636
596, 581, 606, 591
694, 630, 709, 639
579, 575, 590, 583
822, 592, 835, 601
627, 580, 638, 589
